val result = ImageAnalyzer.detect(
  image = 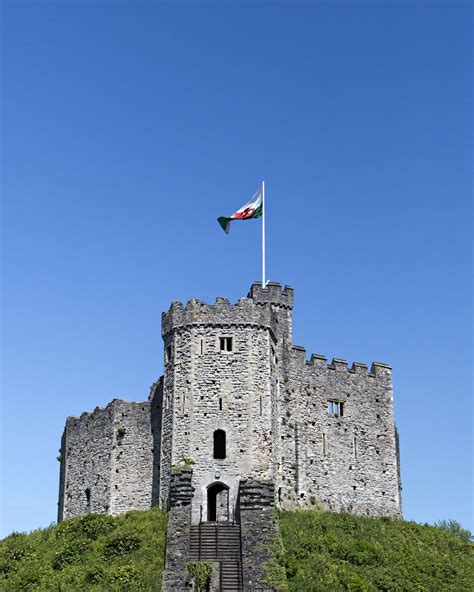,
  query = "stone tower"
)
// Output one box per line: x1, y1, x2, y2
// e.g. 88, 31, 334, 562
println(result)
58, 282, 402, 523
